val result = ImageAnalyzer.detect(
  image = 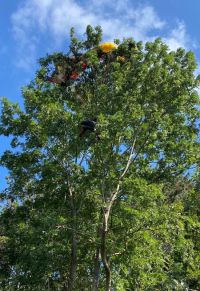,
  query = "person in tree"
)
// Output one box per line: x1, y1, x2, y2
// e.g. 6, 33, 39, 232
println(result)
79, 118, 100, 139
